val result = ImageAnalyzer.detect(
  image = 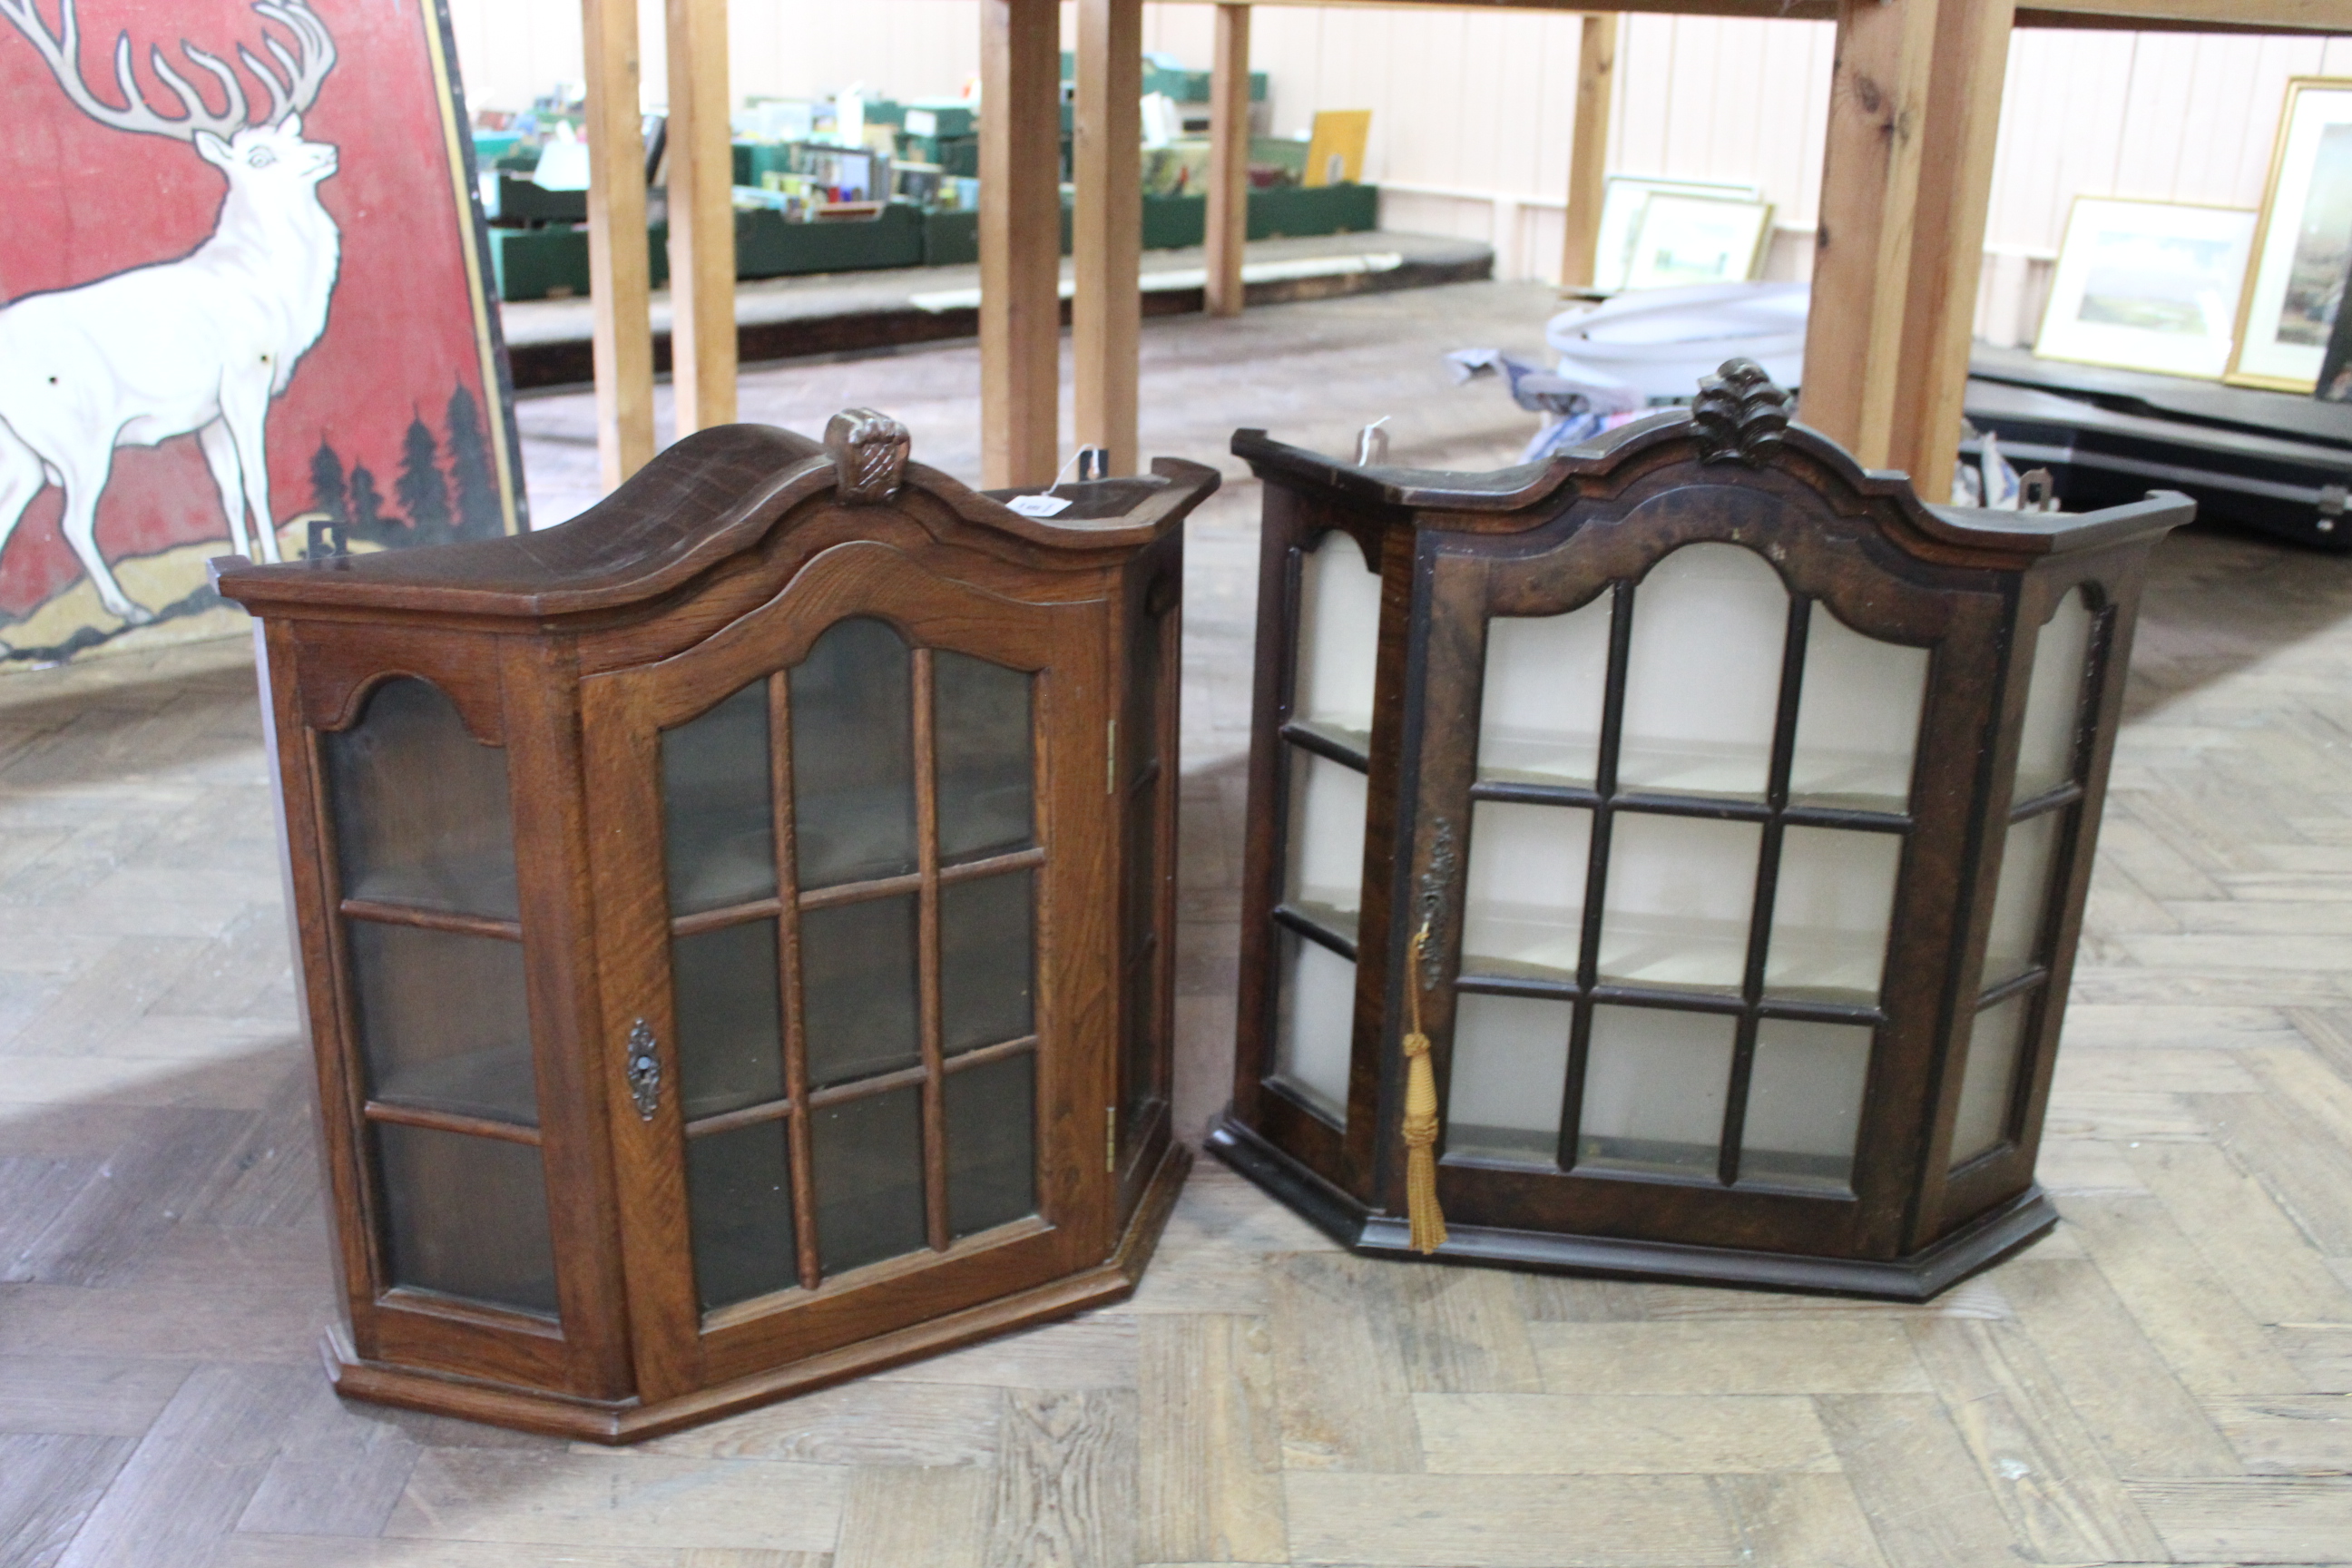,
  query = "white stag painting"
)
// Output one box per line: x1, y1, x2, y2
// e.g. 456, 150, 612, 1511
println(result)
0, 0, 519, 665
